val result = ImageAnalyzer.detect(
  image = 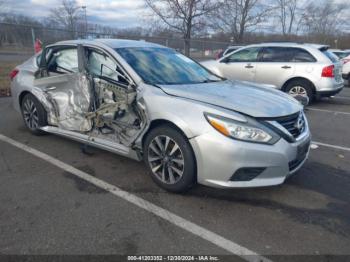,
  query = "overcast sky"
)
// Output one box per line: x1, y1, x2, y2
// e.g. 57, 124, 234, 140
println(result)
5, 0, 349, 30
6, 0, 146, 28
